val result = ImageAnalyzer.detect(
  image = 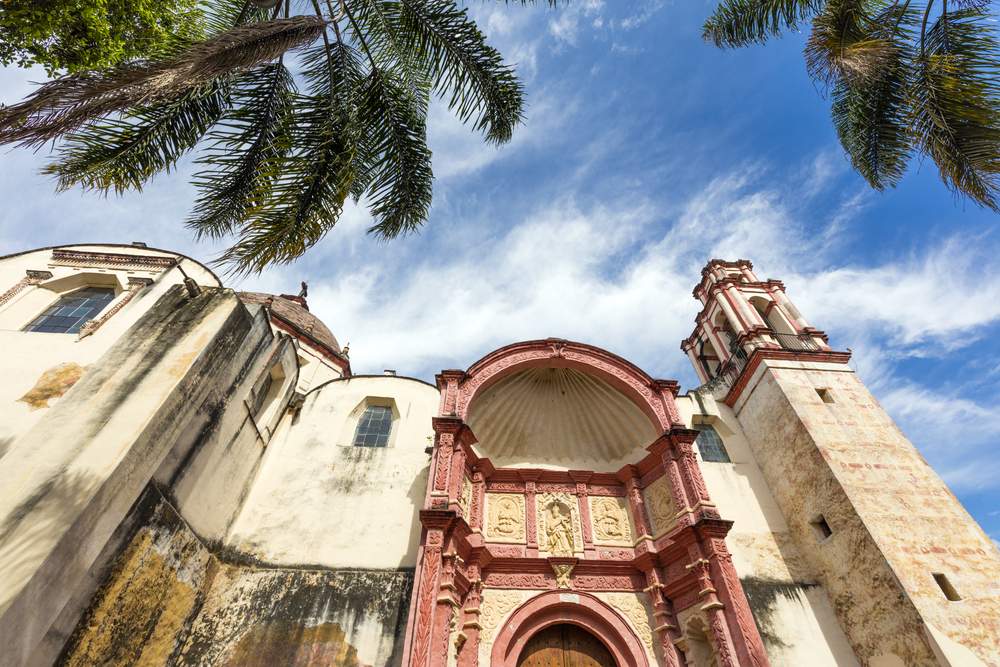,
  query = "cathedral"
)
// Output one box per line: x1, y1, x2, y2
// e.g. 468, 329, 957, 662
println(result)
0, 242, 998, 667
